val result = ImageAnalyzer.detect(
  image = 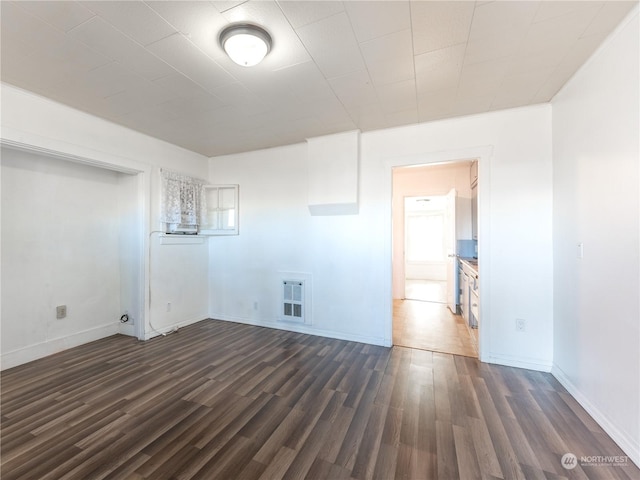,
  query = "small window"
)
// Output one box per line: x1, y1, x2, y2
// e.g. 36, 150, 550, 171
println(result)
200, 185, 239, 236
